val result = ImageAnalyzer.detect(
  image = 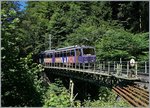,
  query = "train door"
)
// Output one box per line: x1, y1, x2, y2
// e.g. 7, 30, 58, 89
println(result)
68, 50, 75, 63
75, 48, 82, 63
